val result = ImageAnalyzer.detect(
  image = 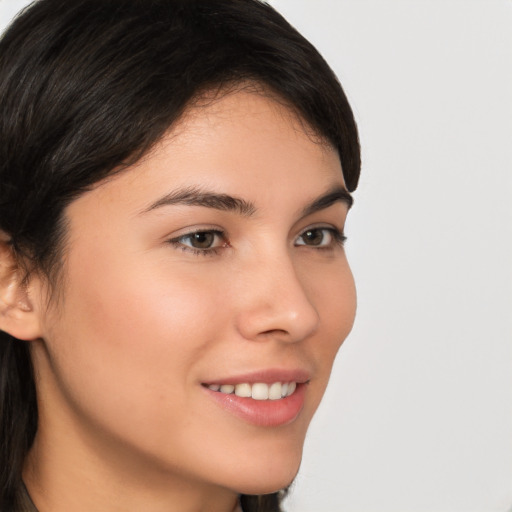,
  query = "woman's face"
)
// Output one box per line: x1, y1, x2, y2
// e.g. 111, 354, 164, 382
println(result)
32, 90, 356, 497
